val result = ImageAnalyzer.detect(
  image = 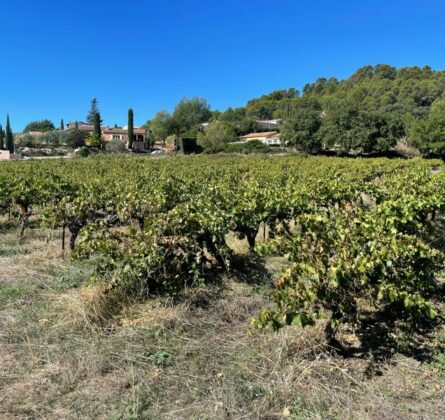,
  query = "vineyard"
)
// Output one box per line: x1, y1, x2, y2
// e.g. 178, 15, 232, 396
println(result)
1, 154, 445, 417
